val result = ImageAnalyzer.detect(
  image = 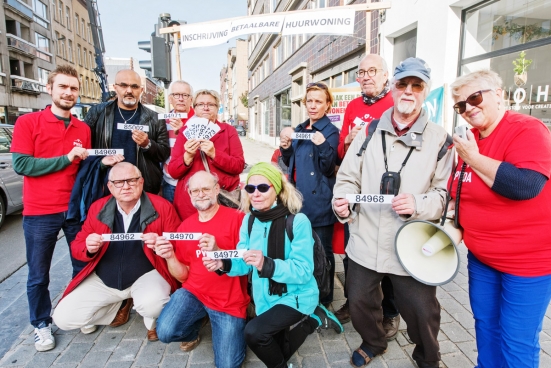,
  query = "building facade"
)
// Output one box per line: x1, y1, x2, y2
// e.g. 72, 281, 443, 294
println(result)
220, 38, 249, 126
